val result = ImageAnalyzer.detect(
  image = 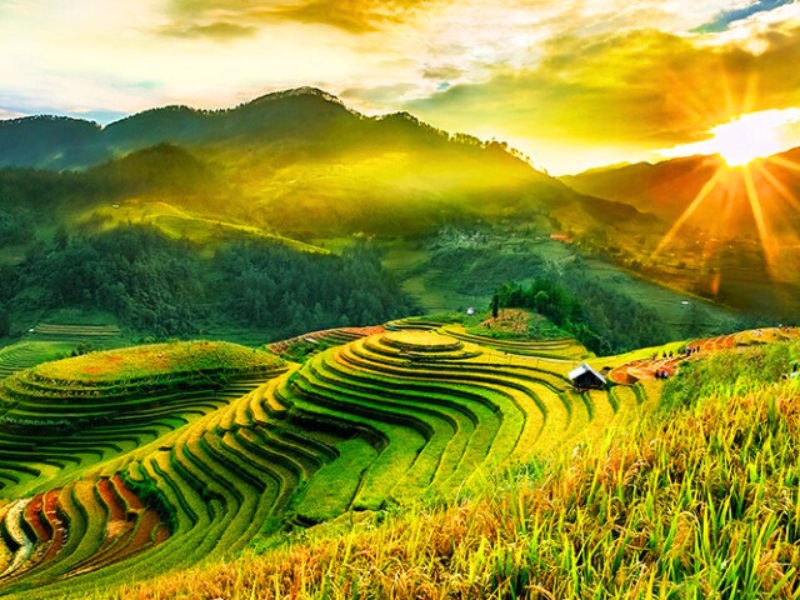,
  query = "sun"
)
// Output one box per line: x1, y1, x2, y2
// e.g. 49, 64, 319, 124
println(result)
658, 108, 800, 167
709, 111, 791, 167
